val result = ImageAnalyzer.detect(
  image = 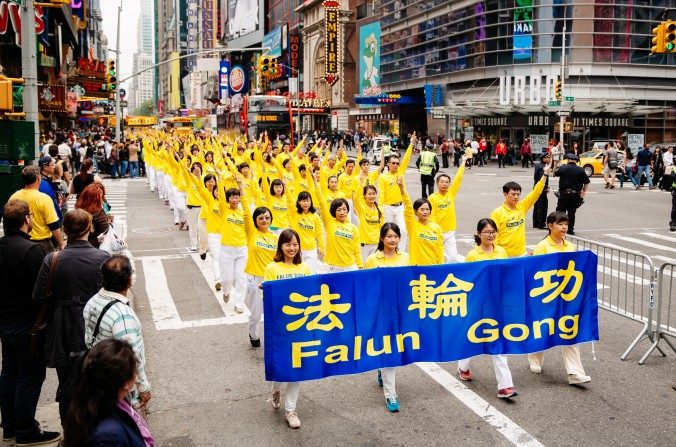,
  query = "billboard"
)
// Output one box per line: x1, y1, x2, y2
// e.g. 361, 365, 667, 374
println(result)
513, 0, 533, 61
359, 21, 381, 96
262, 27, 282, 58
227, 0, 259, 39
